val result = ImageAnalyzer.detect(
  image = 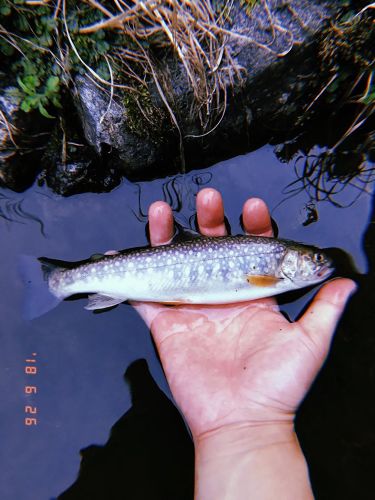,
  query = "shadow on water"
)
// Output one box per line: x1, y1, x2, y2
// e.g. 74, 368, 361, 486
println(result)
58, 360, 194, 500
296, 195, 375, 500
